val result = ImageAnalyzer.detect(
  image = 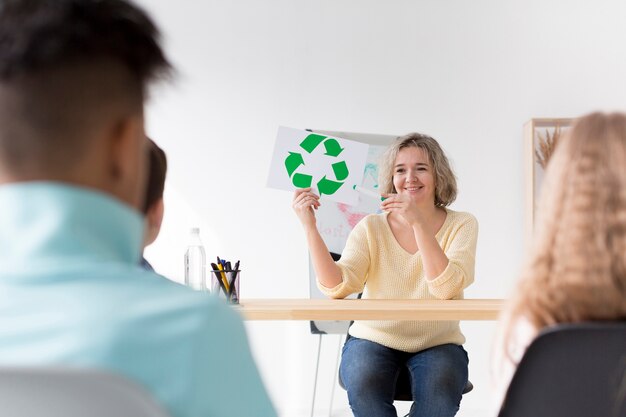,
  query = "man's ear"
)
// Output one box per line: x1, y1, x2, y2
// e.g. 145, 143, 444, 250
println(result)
106, 114, 146, 209
144, 198, 165, 247
148, 198, 165, 232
